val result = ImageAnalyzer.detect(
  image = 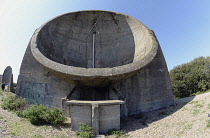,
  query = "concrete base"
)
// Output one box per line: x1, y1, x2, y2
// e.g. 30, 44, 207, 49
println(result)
63, 100, 125, 135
